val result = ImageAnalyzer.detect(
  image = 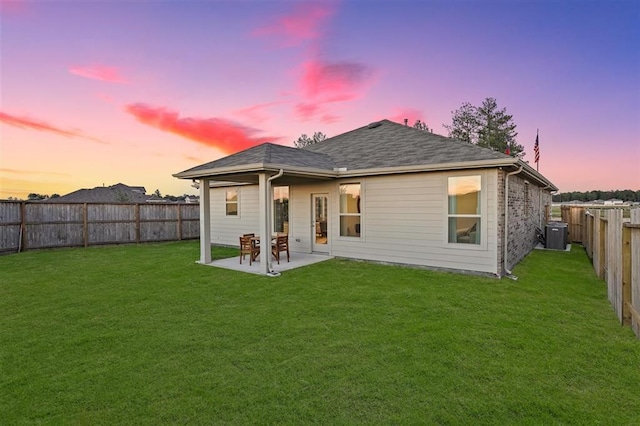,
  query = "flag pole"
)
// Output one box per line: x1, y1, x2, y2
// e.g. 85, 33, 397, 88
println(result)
534, 129, 540, 172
